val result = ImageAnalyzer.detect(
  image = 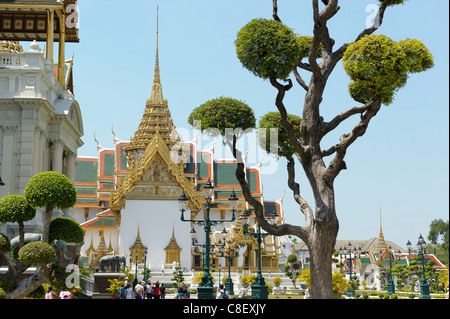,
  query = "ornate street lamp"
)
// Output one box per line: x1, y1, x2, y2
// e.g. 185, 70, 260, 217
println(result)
339, 242, 359, 298
242, 209, 278, 299
220, 240, 239, 296
133, 252, 139, 288
417, 234, 431, 299
179, 181, 236, 299
143, 247, 148, 282
383, 246, 395, 296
